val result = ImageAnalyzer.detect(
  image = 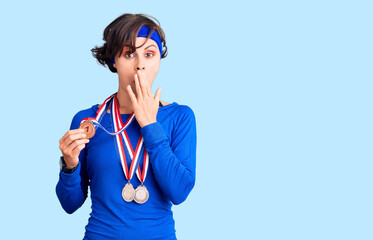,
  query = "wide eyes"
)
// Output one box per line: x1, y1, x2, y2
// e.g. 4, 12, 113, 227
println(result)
124, 51, 155, 58
124, 52, 135, 58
